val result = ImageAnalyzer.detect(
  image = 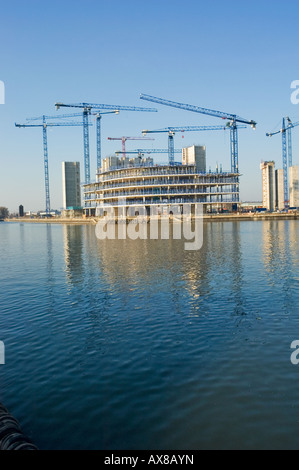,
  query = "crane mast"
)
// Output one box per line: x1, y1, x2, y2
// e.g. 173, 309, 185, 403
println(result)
142, 124, 247, 167
140, 93, 256, 173
266, 118, 299, 208
55, 102, 157, 183
15, 116, 86, 215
